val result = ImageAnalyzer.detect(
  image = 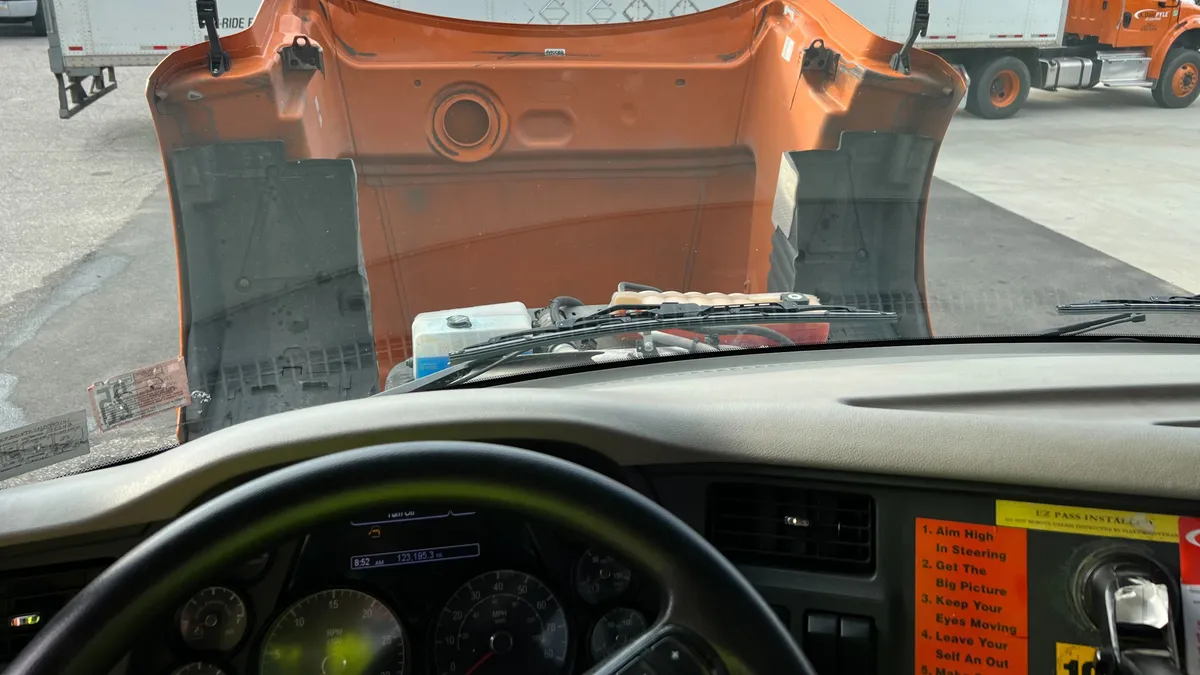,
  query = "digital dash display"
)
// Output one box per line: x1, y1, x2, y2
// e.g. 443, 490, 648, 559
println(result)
350, 543, 481, 571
